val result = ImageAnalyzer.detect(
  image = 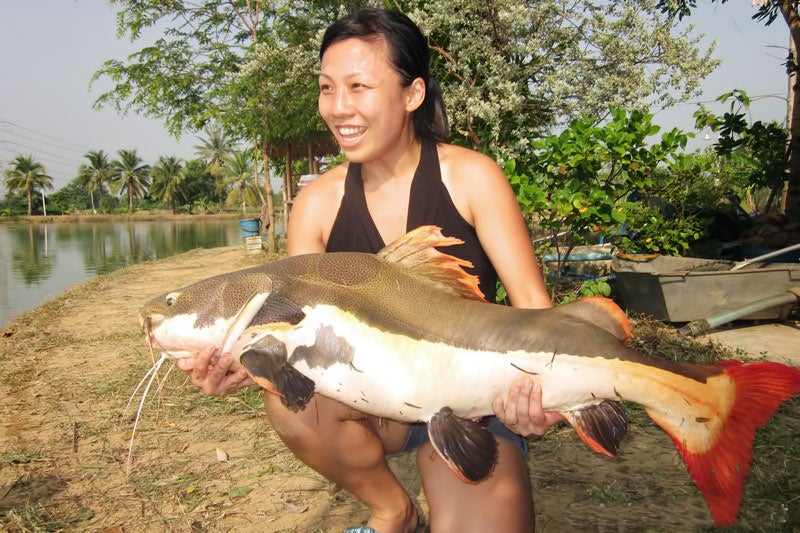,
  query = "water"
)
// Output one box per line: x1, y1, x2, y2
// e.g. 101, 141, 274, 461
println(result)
0, 218, 265, 326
